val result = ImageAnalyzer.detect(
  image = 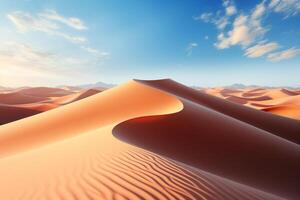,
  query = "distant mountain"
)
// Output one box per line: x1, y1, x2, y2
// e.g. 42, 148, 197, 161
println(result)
0, 86, 7, 91
226, 83, 247, 89
57, 81, 116, 91
0, 86, 13, 91
224, 84, 300, 90
77, 81, 115, 89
